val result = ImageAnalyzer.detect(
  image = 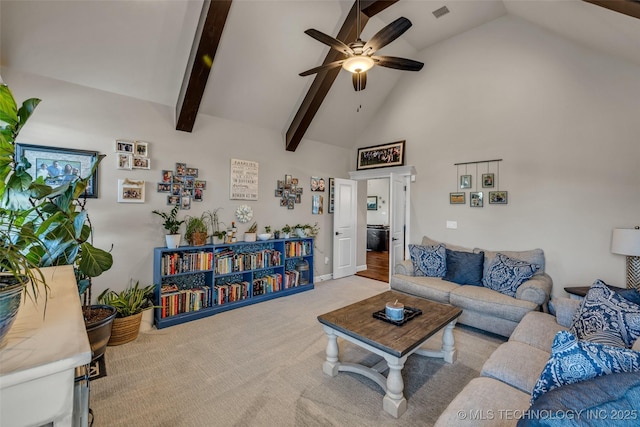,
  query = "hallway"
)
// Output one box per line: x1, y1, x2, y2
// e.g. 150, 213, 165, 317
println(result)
356, 250, 389, 283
